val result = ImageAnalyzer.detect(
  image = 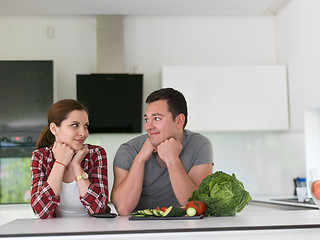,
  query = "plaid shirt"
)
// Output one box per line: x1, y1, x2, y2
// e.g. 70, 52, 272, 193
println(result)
30, 144, 110, 218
